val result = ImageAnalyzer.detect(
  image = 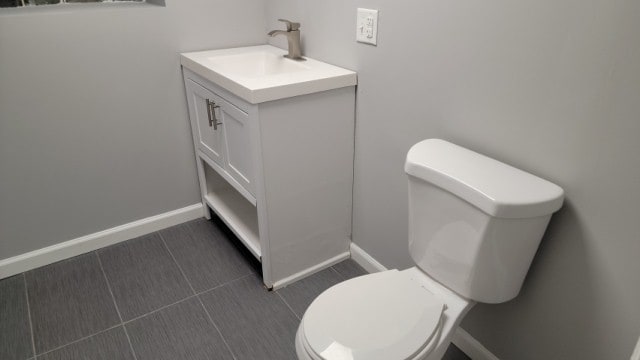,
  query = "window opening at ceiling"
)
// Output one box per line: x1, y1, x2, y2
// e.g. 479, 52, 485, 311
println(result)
0, 0, 146, 8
